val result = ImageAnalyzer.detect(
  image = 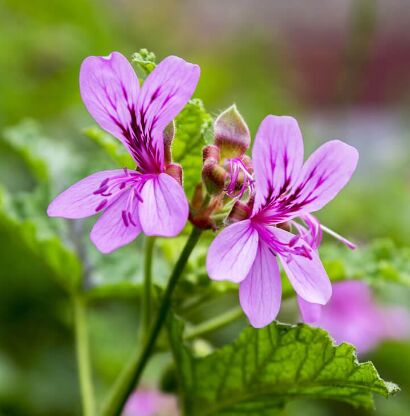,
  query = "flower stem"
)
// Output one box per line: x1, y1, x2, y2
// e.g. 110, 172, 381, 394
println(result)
141, 236, 156, 340
73, 295, 95, 416
184, 306, 243, 340
183, 289, 300, 341
101, 226, 202, 416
